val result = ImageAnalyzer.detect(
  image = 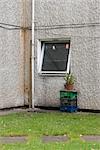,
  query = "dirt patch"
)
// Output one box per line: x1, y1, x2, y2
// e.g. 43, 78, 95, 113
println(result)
42, 135, 68, 143
0, 136, 27, 144
81, 135, 100, 142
